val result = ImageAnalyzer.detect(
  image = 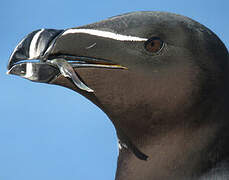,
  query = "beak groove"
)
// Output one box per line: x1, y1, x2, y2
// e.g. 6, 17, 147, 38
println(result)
7, 29, 64, 70
7, 28, 127, 92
